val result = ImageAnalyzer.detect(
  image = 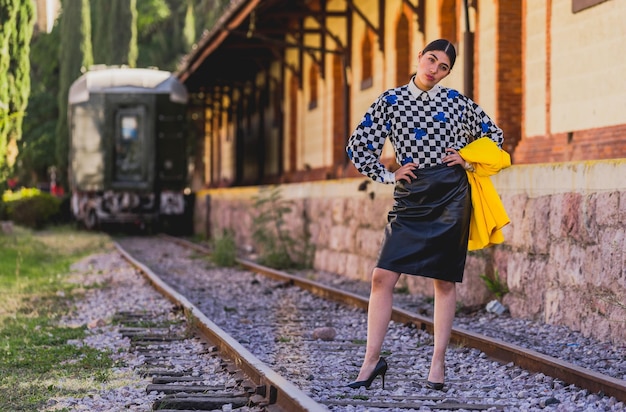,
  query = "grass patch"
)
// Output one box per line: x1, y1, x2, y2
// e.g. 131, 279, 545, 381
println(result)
0, 225, 115, 411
